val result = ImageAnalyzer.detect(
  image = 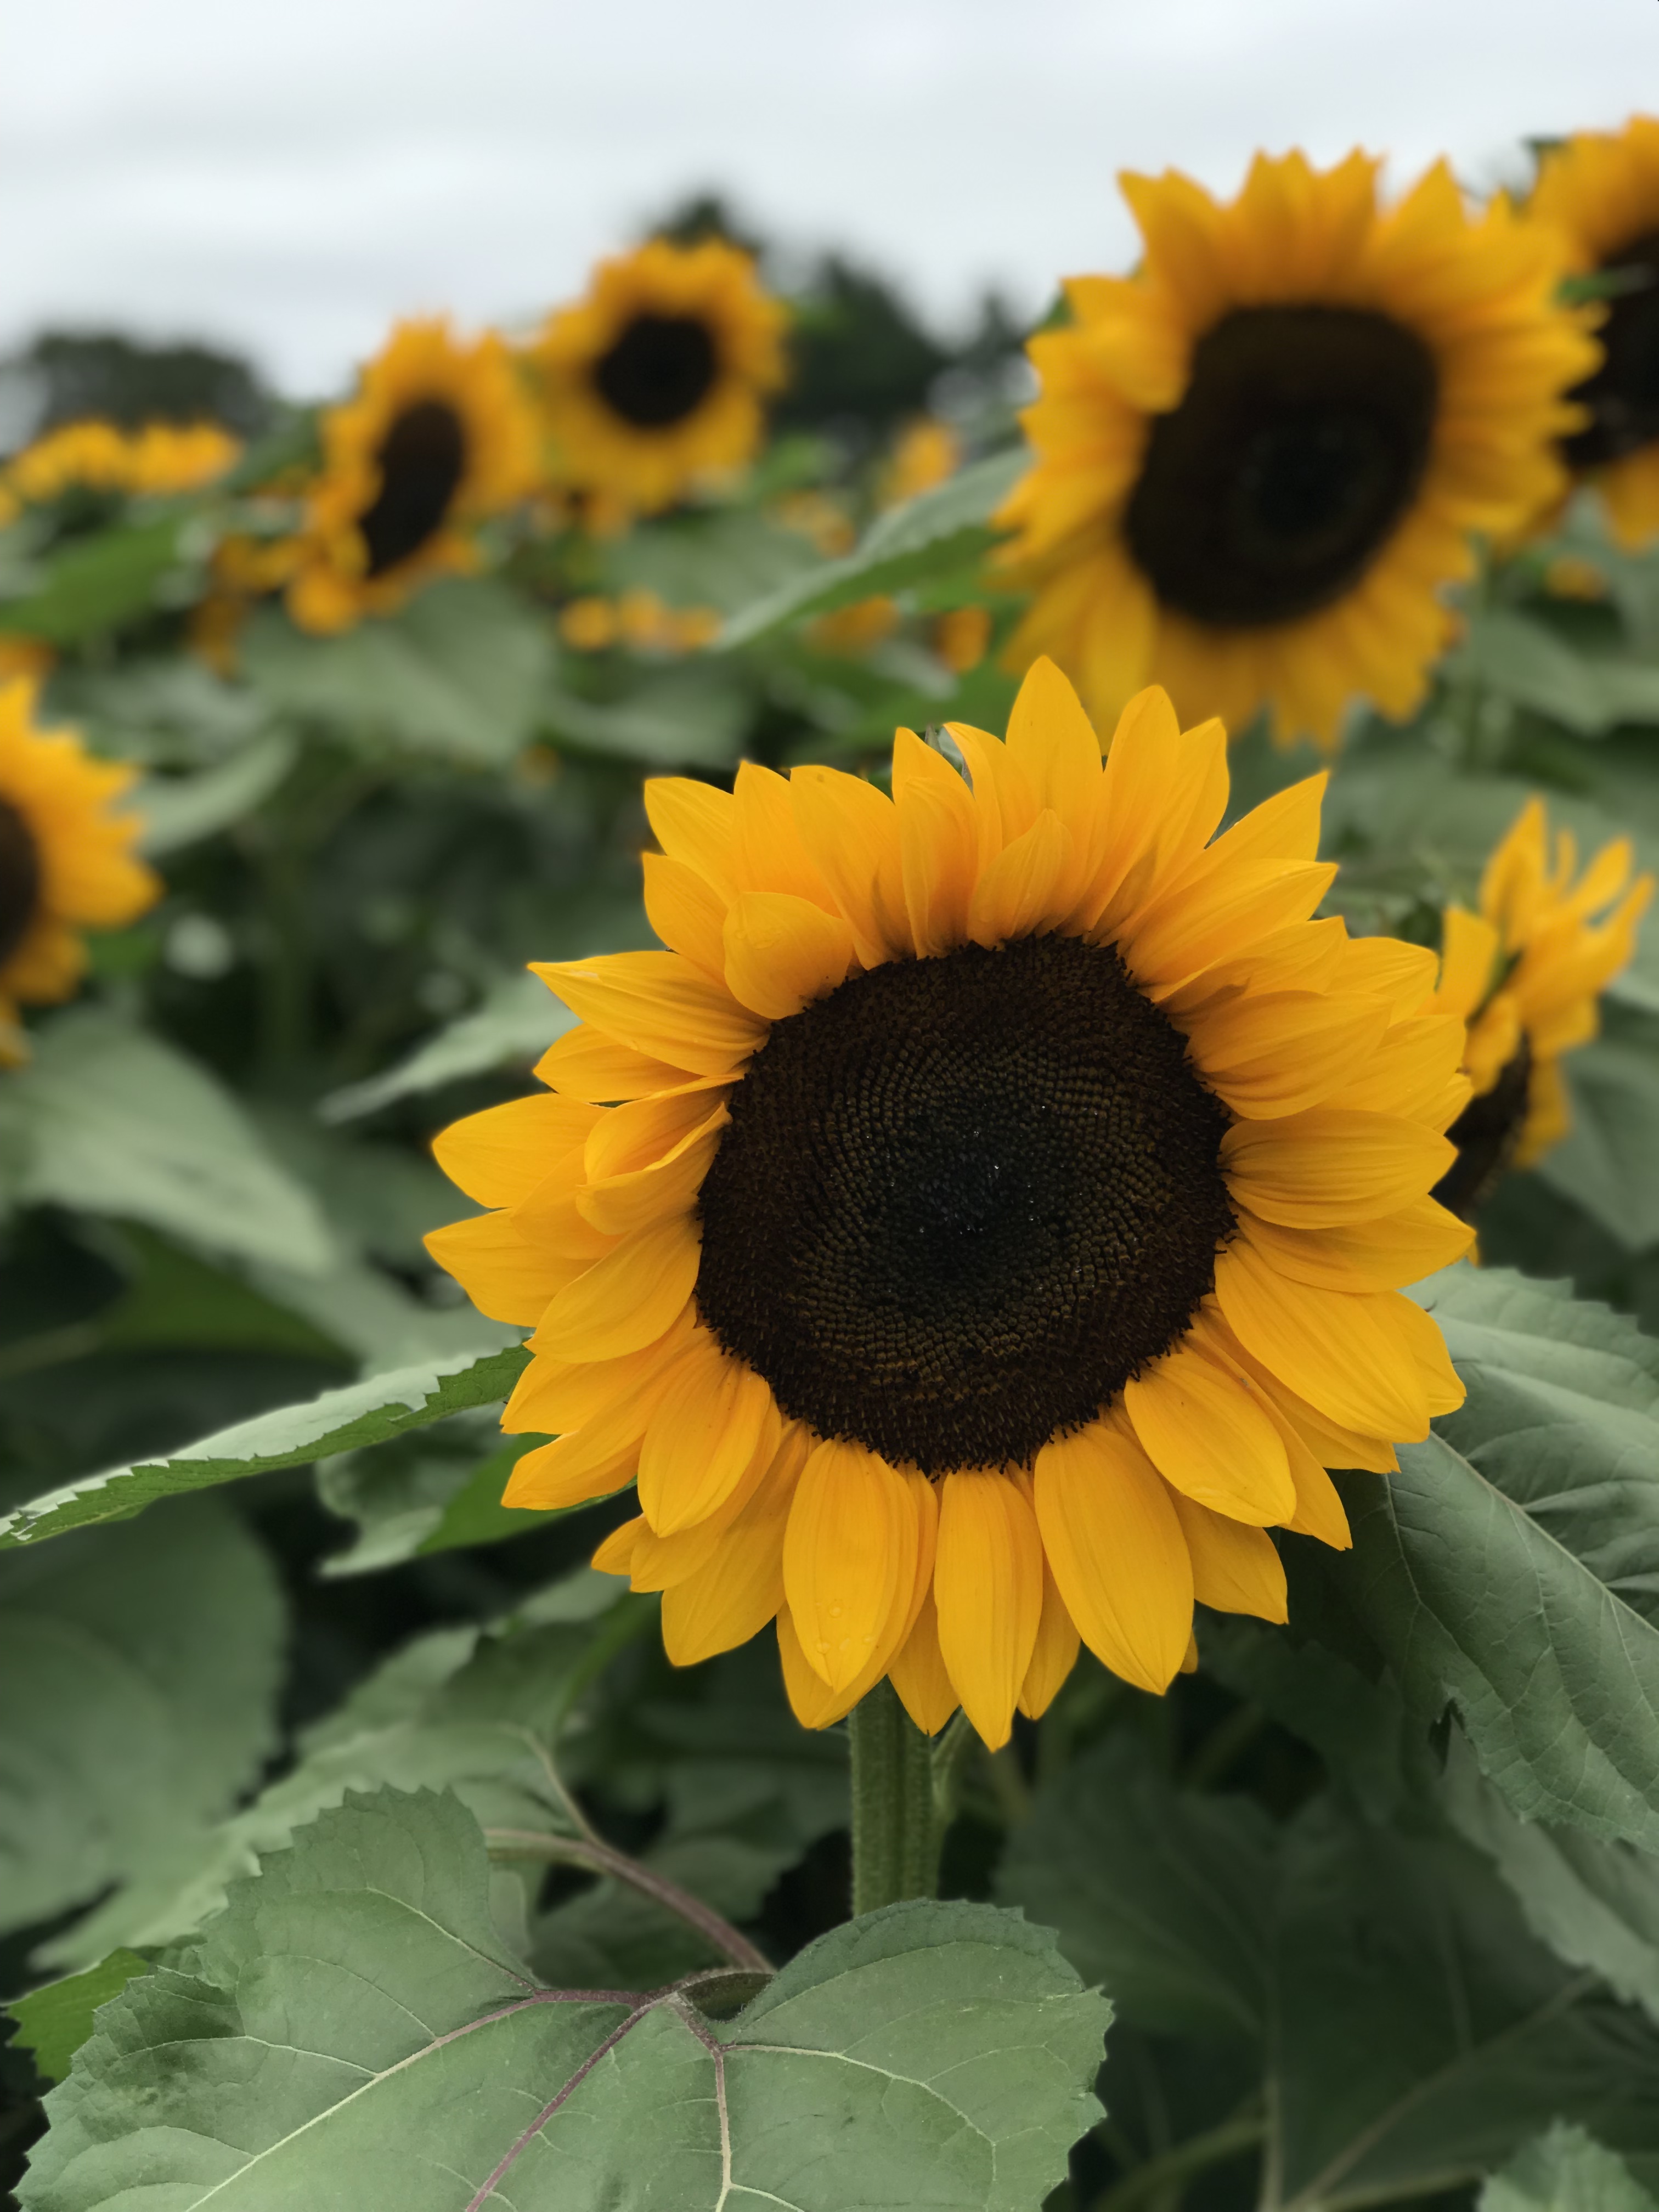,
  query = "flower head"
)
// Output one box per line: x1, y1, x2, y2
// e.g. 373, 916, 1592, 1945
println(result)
427, 661, 1472, 1748
998, 150, 1595, 750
